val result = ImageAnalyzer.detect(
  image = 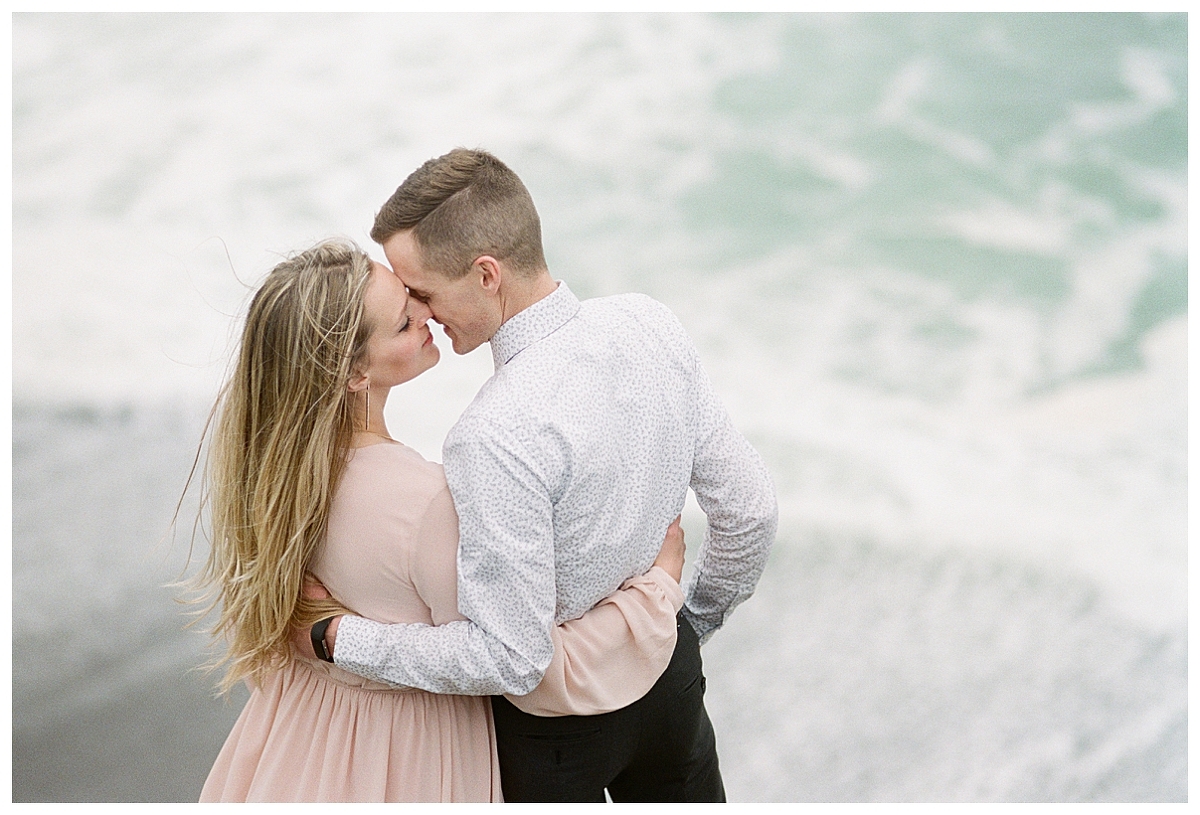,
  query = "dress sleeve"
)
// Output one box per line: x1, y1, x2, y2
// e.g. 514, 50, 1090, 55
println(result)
505, 566, 684, 717
408, 484, 469, 626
